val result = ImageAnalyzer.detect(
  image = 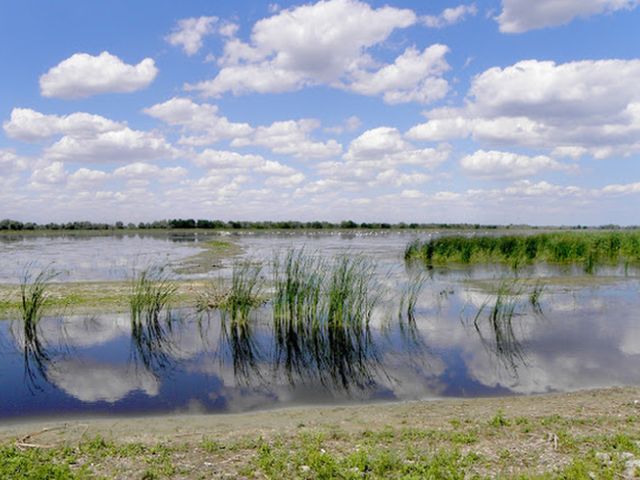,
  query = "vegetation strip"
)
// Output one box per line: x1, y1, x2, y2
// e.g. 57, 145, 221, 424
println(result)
405, 230, 640, 272
1, 387, 639, 478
